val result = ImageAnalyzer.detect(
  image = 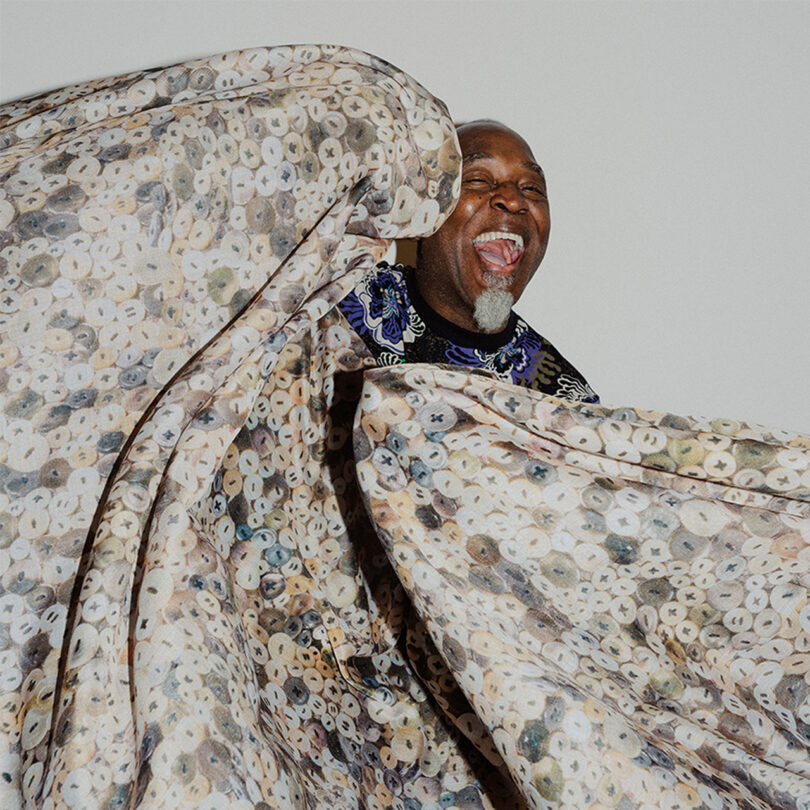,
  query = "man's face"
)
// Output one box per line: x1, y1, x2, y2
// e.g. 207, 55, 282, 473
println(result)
417, 122, 550, 331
